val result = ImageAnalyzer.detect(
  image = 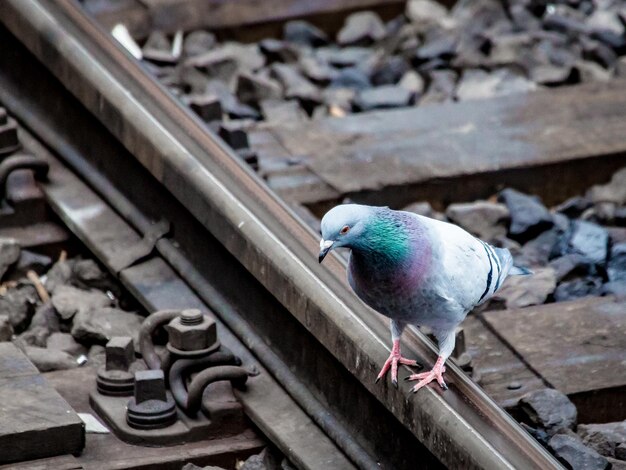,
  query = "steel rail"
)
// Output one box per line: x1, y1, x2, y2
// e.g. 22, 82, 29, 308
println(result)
0, 1, 562, 468
0, 26, 421, 470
